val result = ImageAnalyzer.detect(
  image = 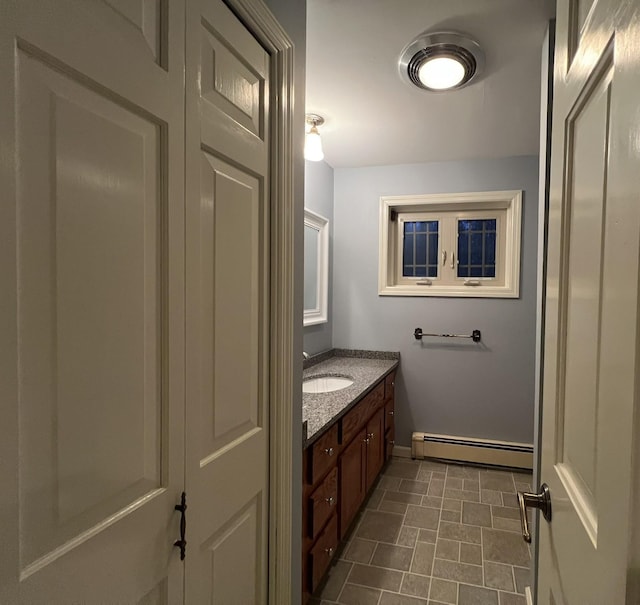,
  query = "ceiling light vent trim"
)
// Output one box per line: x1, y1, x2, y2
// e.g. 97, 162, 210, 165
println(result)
399, 31, 485, 92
